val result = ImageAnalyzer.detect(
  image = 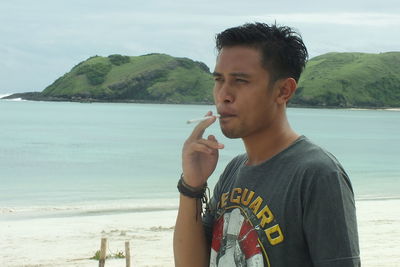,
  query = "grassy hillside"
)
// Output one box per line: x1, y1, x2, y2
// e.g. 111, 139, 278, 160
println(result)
41, 53, 214, 103
3, 52, 400, 107
292, 52, 400, 107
